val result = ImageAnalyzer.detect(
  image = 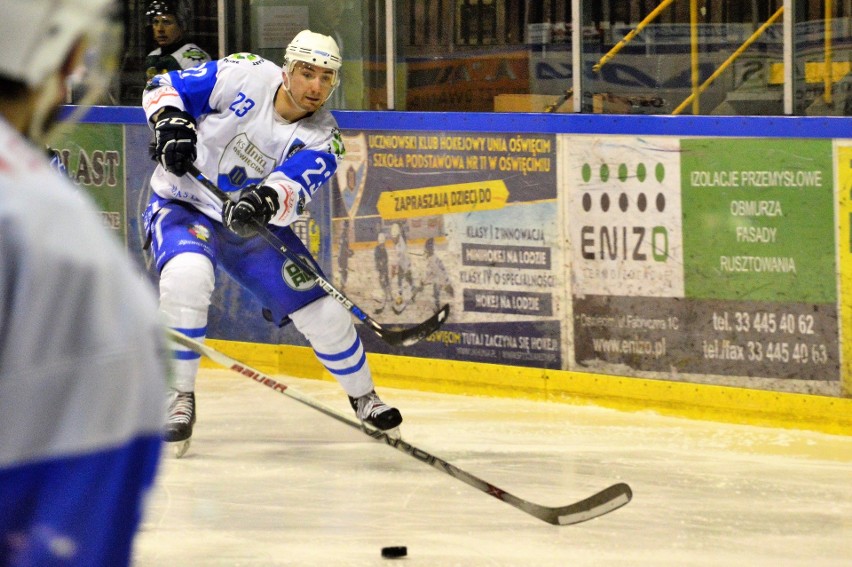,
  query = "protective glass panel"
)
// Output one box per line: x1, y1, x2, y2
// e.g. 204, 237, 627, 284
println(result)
397, 0, 573, 113
580, 0, 785, 115
795, 0, 852, 115
98, 0, 852, 116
